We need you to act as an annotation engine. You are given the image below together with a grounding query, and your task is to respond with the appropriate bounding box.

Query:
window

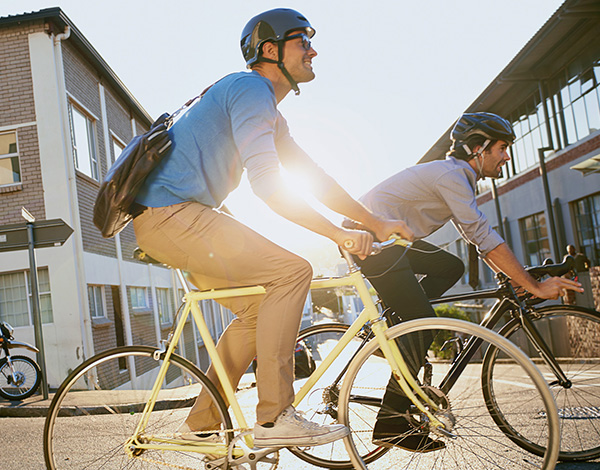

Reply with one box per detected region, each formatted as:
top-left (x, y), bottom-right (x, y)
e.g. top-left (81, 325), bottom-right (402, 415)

top-left (0, 268), bottom-right (53, 327)
top-left (572, 193), bottom-right (600, 266)
top-left (520, 212), bottom-right (551, 266)
top-left (502, 60), bottom-right (600, 183)
top-left (68, 103), bottom-right (99, 180)
top-left (129, 287), bottom-right (148, 309)
top-left (156, 288), bottom-right (173, 325)
top-left (0, 131), bottom-right (21, 186)
top-left (112, 137), bottom-right (125, 165)
top-left (88, 285), bottom-right (105, 319)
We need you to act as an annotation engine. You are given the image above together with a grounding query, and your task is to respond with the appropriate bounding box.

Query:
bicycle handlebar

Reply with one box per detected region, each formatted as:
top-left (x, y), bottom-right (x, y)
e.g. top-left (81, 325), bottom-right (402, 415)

top-left (342, 235), bottom-right (412, 255)
top-left (526, 255), bottom-right (576, 279)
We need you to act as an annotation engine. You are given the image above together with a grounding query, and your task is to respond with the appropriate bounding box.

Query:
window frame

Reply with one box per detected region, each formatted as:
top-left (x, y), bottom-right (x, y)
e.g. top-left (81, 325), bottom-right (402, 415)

top-left (111, 133), bottom-right (126, 165)
top-left (0, 130), bottom-right (22, 187)
top-left (156, 287), bottom-right (174, 325)
top-left (519, 212), bottom-right (552, 266)
top-left (0, 268), bottom-right (53, 327)
top-left (129, 286), bottom-right (149, 310)
top-left (571, 192), bottom-right (600, 266)
top-left (88, 285), bottom-right (106, 319)
top-left (68, 101), bottom-right (99, 181)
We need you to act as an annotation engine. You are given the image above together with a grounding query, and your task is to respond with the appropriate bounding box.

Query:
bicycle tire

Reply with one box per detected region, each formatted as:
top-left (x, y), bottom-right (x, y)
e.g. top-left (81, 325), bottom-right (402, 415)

top-left (338, 317), bottom-right (560, 470)
top-left (288, 323), bottom-right (390, 469)
top-left (483, 305), bottom-right (600, 461)
top-left (43, 345), bottom-right (232, 470)
top-left (0, 355), bottom-right (42, 400)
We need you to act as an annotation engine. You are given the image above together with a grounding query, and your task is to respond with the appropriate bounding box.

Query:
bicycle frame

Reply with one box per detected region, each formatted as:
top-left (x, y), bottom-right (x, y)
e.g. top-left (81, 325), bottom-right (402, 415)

top-left (125, 248), bottom-right (446, 460)
top-left (430, 283), bottom-right (572, 394)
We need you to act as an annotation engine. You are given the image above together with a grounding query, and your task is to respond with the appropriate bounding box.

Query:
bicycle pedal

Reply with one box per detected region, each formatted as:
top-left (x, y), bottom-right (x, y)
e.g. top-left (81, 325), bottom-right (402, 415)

top-left (204, 456), bottom-right (227, 470)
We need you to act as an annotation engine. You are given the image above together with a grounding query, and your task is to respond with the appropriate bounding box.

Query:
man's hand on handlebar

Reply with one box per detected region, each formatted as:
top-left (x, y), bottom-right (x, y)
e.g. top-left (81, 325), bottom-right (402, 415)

top-left (334, 229), bottom-right (374, 258)
top-left (373, 219), bottom-right (414, 245)
top-left (529, 276), bottom-right (583, 300)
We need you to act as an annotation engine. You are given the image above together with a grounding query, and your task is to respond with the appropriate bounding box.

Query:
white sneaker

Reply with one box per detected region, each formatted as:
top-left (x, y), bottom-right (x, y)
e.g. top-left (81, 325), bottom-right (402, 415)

top-left (253, 406), bottom-right (349, 447)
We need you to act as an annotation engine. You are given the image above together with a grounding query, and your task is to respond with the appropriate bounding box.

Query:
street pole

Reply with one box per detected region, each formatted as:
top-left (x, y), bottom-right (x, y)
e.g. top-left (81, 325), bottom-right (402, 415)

top-left (22, 208), bottom-right (49, 399)
top-left (538, 147), bottom-right (560, 261)
top-left (491, 179), bottom-right (505, 239)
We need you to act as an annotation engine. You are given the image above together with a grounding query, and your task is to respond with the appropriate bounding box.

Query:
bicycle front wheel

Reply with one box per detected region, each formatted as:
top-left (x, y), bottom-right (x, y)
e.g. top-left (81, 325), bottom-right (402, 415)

top-left (338, 317), bottom-right (560, 470)
top-left (0, 355), bottom-right (41, 400)
top-left (43, 345), bottom-right (232, 470)
top-left (483, 305), bottom-right (600, 461)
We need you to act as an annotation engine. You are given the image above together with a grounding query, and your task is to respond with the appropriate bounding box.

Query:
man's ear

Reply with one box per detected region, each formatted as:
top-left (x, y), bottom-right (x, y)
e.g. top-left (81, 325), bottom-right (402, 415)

top-left (471, 145), bottom-right (483, 157)
top-left (260, 41), bottom-right (279, 61)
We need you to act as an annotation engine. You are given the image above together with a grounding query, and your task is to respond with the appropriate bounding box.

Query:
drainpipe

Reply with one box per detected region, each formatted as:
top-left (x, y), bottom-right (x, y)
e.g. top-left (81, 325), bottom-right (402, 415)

top-left (99, 84), bottom-right (136, 383)
top-left (54, 25), bottom-right (70, 44)
top-left (490, 179), bottom-right (505, 240)
top-left (538, 146), bottom-right (560, 261)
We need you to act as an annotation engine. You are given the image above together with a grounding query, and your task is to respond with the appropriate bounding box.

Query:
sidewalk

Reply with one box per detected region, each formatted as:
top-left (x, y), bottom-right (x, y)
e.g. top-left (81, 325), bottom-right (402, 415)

top-left (0, 372), bottom-right (257, 419)
top-left (0, 393), bottom-right (53, 417)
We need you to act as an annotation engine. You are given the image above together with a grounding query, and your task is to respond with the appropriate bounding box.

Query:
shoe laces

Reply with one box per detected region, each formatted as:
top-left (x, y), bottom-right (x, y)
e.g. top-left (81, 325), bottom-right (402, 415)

top-left (285, 408), bottom-right (324, 430)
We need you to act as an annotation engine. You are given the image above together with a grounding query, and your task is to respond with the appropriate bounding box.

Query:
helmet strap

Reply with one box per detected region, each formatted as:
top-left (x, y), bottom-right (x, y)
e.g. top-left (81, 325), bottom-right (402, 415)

top-left (471, 139), bottom-right (490, 179)
top-left (276, 41), bottom-right (300, 95)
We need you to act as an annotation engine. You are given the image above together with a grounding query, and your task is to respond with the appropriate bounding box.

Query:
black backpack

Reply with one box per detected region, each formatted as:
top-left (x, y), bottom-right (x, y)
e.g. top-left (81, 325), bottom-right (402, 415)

top-left (92, 89), bottom-right (212, 239)
top-left (93, 113), bottom-right (173, 238)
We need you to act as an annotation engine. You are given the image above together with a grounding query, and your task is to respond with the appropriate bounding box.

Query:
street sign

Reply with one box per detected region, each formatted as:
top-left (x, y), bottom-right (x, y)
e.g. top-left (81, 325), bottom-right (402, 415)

top-left (0, 214), bottom-right (74, 400)
top-left (0, 219), bottom-right (73, 252)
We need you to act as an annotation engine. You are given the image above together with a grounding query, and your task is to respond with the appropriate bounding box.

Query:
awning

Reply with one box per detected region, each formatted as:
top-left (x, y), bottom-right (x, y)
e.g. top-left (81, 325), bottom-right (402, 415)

top-left (570, 153), bottom-right (600, 176)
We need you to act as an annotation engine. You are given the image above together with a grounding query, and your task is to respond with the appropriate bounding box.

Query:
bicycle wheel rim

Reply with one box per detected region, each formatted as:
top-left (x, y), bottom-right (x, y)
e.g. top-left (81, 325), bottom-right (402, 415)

top-left (288, 323), bottom-right (390, 469)
top-left (44, 346), bottom-right (232, 470)
top-left (0, 355), bottom-right (41, 400)
top-left (338, 317), bottom-right (560, 470)
top-left (485, 306), bottom-right (600, 461)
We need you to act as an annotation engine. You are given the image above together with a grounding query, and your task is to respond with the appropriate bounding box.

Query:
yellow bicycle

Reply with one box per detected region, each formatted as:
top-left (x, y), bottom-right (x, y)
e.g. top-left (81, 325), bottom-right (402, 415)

top-left (43, 239), bottom-right (560, 469)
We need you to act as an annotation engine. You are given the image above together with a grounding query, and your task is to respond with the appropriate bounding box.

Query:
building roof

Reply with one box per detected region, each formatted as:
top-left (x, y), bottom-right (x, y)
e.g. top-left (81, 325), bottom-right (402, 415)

top-left (0, 7), bottom-right (153, 127)
top-left (419, 0), bottom-right (600, 163)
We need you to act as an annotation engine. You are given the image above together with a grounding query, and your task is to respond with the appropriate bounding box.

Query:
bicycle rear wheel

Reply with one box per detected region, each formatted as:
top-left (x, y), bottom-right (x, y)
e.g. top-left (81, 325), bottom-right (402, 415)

top-left (0, 355), bottom-right (41, 400)
top-left (288, 323), bottom-right (389, 469)
top-left (43, 345), bottom-right (232, 469)
top-left (483, 305), bottom-right (600, 461)
top-left (338, 317), bottom-right (559, 470)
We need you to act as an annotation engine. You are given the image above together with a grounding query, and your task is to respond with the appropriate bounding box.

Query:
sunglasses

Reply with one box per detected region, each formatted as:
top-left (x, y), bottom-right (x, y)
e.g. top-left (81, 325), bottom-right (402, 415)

top-left (283, 33), bottom-right (313, 51)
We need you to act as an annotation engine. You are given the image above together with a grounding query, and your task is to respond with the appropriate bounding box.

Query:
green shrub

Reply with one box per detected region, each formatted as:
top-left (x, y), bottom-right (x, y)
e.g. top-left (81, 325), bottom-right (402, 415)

top-left (430, 304), bottom-right (471, 360)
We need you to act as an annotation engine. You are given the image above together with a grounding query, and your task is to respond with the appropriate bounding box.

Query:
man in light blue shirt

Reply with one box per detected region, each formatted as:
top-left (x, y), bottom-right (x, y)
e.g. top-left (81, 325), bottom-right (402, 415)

top-left (134, 8), bottom-right (413, 450)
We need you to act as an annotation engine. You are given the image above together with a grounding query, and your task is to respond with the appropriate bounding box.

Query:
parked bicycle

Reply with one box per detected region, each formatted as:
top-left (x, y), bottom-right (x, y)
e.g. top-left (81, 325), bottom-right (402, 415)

top-left (42, 239), bottom-right (560, 470)
top-left (0, 321), bottom-right (42, 401)
top-left (288, 254), bottom-right (600, 468)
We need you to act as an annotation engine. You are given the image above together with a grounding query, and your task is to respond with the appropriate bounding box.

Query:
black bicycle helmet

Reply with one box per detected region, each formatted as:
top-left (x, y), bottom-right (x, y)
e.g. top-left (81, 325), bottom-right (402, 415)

top-left (240, 8), bottom-right (315, 95)
top-left (451, 112), bottom-right (515, 145)
top-left (241, 8), bottom-right (315, 67)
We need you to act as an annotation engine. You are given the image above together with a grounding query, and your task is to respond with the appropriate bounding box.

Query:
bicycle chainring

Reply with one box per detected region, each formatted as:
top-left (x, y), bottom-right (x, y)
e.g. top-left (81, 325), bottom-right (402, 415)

top-left (222, 430), bottom-right (279, 470)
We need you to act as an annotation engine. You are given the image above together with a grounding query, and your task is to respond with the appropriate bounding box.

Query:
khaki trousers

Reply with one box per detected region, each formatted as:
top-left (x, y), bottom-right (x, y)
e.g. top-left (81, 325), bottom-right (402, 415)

top-left (133, 202), bottom-right (312, 427)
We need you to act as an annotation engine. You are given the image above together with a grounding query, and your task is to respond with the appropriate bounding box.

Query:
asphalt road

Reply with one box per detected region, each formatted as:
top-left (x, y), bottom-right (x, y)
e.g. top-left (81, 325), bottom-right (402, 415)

top-left (3, 336), bottom-right (600, 469)
top-left (2, 411), bottom-right (600, 469)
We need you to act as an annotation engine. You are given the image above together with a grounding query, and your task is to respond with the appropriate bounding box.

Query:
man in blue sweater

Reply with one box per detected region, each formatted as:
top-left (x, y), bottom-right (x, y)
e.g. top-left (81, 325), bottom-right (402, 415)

top-left (133, 8), bottom-right (413, 449)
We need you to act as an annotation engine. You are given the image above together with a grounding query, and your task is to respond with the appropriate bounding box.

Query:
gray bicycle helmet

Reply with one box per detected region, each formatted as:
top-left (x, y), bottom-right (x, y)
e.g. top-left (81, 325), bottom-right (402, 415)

top-left (240, 8), bottom-right (315, 94)
top-left (451, 112), bottom-right (515, 145)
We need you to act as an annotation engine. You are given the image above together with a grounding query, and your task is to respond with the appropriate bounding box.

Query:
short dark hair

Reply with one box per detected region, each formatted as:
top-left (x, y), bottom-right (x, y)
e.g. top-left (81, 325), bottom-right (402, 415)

top-left (447, 135), bottom-right (498, 161)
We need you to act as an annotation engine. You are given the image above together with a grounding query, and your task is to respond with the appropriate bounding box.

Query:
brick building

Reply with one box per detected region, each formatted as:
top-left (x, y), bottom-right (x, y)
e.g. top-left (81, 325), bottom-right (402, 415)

top-left (421, 0), bottom-right (600, 314)
top-left (0, 8), bottom-right (233, 388)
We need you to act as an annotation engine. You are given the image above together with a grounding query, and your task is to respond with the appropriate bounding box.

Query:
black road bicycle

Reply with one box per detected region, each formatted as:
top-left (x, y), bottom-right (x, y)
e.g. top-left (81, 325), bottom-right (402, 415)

top-left (288, 256), bottom-right (600, 468)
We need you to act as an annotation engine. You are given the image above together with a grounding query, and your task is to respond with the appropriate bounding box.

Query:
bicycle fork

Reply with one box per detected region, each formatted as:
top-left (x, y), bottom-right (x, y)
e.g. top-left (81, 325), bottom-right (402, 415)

top-left (518, 311), bottom-right (572, 388)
